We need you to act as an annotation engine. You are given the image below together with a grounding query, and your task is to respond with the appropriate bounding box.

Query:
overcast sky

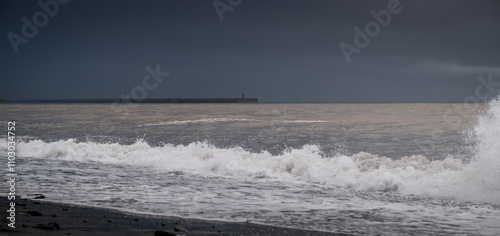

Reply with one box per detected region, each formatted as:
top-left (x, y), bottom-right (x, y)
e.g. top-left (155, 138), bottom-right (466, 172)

top-left (1, 0), bottom-right (499, 102)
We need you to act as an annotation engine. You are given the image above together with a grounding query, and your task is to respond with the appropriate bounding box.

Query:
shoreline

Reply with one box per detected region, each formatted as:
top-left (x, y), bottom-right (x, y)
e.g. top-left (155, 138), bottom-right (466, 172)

top-left (1, 196), bottom-right (351, 235)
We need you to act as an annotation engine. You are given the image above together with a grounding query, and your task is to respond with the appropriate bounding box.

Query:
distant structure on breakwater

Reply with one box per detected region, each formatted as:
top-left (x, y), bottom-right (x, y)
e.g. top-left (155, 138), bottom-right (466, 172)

top-left (2, 95), bottom-right (258, 104)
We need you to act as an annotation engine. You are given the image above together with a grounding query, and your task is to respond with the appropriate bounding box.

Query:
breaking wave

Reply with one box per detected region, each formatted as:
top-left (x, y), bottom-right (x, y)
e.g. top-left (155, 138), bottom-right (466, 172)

top-left (1, 143), bottom-right (497, 204)
top-left (2, 99), bottom-right (499, 204)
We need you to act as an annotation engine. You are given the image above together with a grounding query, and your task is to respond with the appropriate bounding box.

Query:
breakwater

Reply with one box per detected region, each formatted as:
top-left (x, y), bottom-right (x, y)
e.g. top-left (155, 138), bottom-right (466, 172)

top-left (2, 98), bottom-right (258, 104)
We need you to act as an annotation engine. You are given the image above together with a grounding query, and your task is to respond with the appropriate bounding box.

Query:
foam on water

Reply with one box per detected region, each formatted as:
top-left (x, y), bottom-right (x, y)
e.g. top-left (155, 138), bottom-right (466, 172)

top-left (2, 99), bottom-right (499, 205)
top-left (470, 98), bottom-right (500, 195)
top-left (140, 118), bottom-right (331, 127)
top-left (2, 143), bottom-right (496, 204)
top-left (141, 118), bottom-right (259, 126)
top-left (278, 120), bottom-right (332, 123)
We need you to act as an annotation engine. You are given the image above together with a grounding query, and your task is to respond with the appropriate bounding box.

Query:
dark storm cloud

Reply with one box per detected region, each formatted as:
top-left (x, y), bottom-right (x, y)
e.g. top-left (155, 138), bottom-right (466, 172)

top-left (0, 0), bottom-right (499, 102)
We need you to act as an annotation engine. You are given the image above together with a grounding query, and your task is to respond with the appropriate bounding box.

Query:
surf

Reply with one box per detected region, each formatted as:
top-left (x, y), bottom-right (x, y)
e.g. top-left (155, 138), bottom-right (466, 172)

top-left (2, 99), bottom-right (499, 204)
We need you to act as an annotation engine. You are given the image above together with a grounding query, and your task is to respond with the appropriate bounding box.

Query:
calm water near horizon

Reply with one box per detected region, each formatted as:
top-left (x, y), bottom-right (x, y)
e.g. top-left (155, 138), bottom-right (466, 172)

top-left (1, 102), bottom-right (499, 235)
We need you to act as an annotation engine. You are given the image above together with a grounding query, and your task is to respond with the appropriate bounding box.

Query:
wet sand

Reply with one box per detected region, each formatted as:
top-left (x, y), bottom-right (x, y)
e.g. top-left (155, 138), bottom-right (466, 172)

top-left (1, 197), bottom-right (350, 235)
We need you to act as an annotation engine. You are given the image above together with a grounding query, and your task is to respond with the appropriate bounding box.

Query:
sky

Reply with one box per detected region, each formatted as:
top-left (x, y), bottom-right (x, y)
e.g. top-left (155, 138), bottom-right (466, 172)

top-left (1, 0), bottom-right (499, 103)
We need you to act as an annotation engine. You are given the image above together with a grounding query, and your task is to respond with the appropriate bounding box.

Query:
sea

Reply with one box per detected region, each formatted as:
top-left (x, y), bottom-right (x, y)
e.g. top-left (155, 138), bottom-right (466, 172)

top-left (1, 100), bottom-right (499, 235)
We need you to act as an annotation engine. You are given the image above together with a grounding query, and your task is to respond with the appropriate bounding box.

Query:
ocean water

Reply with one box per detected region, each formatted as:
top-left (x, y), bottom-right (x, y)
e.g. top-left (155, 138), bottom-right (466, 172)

top-left (1, 101), bottom-right (499, 235)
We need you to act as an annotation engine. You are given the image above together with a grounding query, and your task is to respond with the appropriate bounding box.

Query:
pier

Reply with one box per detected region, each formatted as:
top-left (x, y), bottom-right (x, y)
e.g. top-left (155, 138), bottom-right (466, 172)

top-left (1, 98), bottom-right (258, 104)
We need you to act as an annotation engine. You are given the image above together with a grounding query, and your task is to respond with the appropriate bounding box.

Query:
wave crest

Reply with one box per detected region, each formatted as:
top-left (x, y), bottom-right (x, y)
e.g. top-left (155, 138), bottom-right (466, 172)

top-left (2, 137), bottom-right (497, 204)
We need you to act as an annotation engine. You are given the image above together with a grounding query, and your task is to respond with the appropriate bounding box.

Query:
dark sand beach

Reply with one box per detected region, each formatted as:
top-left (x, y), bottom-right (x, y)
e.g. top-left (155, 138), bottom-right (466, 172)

top-left (1, 197), bottom-right (350, 236)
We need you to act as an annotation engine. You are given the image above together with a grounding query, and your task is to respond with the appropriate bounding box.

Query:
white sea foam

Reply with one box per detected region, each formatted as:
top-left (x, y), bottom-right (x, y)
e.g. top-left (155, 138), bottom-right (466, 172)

top-left (140, 118), bottom-right (331, 127)
top-left (2, 100), bottom-right (499, 204)
top-left (141, 118), bottom-right (259, 126)
top-left (2, 139), bottom-right (497, 204)
top-left (469, 98), bottom-right (500, 195)
top-left (279, 120), bottom-right (332, 123)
